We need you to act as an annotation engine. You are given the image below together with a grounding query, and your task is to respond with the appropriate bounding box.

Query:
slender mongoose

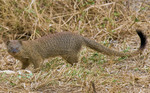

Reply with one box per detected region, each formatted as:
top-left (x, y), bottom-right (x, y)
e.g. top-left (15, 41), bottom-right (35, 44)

top-left (5, 29), bottom-right (147, 70)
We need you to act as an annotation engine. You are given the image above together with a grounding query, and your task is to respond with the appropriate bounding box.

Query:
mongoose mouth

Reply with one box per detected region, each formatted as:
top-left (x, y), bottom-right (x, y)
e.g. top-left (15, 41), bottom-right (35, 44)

top-left (8, 50), bottom-right (19, 55)
top-left (12, 51), bottom-right (17, 54)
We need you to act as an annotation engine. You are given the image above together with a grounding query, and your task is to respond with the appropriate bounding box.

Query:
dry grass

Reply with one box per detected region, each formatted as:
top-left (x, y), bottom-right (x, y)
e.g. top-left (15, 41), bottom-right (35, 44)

top-left (0, 0), bottom-right (150, 92)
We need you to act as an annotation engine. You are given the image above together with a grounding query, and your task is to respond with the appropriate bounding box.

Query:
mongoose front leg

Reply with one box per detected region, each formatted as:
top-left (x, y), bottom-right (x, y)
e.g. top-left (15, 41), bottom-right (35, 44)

top-left (31, 58), bottom-right (43, 72)
top-left (33, 61), bottom-right (40, 69)
top-left (62, 54), bottom-right (78, 65)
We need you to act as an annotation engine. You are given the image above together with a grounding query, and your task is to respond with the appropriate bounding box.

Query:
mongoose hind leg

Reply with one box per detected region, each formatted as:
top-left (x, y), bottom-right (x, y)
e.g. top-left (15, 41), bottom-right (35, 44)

top-left (62, 54), bottom-right (78, 65)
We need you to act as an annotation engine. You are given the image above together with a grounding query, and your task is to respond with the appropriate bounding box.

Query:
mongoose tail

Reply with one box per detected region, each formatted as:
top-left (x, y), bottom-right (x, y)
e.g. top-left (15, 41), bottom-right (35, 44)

top-left (83, 29), bottom-right (147, 57)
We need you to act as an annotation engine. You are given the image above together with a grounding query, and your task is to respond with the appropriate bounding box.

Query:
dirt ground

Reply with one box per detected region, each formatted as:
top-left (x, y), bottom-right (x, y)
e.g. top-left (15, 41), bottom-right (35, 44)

top-left (0, 0), bottom-right (150, 93)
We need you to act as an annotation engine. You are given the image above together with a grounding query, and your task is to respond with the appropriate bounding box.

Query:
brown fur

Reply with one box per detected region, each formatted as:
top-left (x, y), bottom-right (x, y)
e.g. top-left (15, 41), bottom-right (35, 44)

top-left (5, 30), bottom-right (146, 70)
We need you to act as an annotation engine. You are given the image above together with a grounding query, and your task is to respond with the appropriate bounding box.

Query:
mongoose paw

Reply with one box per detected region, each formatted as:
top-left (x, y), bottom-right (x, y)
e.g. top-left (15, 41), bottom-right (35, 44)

top-left (33, 68), bottom-right (41, 73)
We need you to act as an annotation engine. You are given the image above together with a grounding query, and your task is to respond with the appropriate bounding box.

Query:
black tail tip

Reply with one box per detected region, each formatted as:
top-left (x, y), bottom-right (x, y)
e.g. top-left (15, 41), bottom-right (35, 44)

top-left (136, 29), bottom-right (147, 49)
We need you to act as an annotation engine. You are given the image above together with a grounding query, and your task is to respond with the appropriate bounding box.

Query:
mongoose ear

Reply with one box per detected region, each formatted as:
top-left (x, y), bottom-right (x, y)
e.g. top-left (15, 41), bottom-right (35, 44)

top-left (2, 35), bottom-right (9, 45)
top-left (3, 38), bottom-right (10, 45)
top-left (5, 40), bottom-right (10, 45)
top-left (19, 40), bottom-right (23, 45)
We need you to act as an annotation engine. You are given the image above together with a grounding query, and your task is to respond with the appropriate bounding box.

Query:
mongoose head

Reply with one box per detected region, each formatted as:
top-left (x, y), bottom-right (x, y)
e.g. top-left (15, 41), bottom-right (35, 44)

top-left (5, 40), bottom-right (22, 55)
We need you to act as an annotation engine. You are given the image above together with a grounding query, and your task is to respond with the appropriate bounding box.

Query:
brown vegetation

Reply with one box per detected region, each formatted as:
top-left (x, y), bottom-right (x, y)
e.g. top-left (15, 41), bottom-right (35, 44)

top-left (0, 0), bottom-right (150, 92)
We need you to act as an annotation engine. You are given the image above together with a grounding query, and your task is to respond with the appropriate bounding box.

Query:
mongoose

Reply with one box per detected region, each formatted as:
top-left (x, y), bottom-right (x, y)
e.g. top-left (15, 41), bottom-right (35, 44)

top-left (5, 30), bottom-right (146, 70)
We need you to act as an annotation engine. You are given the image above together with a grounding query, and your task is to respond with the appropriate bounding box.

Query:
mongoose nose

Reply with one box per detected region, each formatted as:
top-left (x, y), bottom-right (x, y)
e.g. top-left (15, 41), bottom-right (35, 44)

top-left (12, 49), bottom-right (19, 53)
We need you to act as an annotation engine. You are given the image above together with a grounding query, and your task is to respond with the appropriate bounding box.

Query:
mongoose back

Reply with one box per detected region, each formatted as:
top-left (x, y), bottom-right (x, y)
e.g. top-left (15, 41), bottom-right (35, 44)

top-left (5, 30), bottom-right (146, 69)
